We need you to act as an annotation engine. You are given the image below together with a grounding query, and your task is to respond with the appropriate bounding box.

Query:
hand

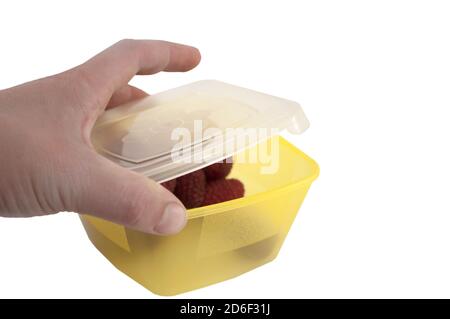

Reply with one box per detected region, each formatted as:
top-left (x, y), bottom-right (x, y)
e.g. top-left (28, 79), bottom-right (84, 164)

top-left (0, 39), bottom-right (201, 235)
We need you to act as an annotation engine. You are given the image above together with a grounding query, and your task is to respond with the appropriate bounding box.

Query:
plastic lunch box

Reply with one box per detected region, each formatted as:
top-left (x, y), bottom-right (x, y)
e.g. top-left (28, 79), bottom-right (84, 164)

top-left (80, 80), bottom-right (319, 295)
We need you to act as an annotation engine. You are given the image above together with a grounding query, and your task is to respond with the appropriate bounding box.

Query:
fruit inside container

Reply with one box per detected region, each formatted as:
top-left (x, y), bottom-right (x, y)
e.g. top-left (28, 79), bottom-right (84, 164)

top-left (162, 157), bottom-right (244, 209)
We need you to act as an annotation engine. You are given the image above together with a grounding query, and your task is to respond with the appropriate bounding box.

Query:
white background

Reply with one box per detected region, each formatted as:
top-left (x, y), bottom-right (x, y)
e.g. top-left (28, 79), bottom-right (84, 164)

top-left (1, 0), bottom-right (450, 298)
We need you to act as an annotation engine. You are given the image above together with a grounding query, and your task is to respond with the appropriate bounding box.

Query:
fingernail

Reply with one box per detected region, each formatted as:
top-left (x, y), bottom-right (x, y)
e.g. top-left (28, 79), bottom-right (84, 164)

top-left (153, 203), bottom-right (187, 235)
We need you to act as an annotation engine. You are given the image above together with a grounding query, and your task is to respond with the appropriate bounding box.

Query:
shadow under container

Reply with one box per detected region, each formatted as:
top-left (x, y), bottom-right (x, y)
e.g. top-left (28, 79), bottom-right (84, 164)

top-left (80, 137), bottom-right (319, 295)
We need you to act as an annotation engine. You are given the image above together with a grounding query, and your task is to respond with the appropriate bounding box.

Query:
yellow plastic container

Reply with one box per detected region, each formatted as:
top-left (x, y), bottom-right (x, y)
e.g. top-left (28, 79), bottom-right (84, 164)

top-left (80, 137), bottom-right (319, 295)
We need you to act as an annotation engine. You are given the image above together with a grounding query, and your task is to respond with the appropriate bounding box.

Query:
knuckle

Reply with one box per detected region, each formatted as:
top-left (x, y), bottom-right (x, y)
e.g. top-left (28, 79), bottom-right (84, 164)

top-left (67, 66), bottom-right (109, 111)
top-left (117, 38), bottom-right (139, 50)
top-left (120, 176), bottom-right (153, 227)
top-left (67, 68), bottom-right (99, 101)
top-left (117, 39), bottom-right (162, 57)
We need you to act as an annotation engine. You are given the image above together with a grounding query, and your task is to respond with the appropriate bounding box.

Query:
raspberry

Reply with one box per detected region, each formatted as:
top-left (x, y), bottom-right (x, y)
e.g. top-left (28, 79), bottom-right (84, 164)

top-left (174, 170), bottom-right (206, 208)
top-left (203, 158), bottom-right (233, 180)
top-left (202, 178), bottom-right (245, 206)
top-left (161, 179), bottom-right (177, 193)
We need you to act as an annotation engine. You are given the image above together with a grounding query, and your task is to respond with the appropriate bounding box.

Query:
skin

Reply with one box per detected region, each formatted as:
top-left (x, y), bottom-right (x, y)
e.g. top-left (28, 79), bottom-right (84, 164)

top-left (0, 39), bottom-right (201, 235)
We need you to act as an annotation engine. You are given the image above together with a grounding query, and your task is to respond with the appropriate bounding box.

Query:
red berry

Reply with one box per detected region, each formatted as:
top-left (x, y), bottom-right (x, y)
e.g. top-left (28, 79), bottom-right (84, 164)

top-left (202, 178), bottom-right (245, 206)
top-left (203, 158), bottom-right (233, 180)
top-left (174, 170), bottom-right (206, 208)
top-left (161, 179), bottom-right (177, 193)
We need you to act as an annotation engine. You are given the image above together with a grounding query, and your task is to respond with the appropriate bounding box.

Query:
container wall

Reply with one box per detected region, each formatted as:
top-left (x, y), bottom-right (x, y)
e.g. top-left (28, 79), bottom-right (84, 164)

top-left (80, 137), bottom-right (319, 295)
top-left (81, 181), bottom-right (311, 295)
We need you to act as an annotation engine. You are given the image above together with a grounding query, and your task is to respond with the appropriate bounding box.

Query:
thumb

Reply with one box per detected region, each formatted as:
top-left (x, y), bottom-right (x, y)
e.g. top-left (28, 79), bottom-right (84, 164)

top-left (74, 155), bottom-right (187, 235)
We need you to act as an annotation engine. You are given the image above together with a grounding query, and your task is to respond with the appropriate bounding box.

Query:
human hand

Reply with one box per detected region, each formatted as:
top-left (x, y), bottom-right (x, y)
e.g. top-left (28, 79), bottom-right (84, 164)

top-left (0, 39), bottom-right (201, 235)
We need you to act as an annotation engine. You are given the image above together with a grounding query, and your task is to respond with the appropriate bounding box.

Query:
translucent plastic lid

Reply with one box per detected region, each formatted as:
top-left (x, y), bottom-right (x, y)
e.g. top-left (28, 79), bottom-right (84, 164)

top-left (92, 80), bottom-right (309, 182)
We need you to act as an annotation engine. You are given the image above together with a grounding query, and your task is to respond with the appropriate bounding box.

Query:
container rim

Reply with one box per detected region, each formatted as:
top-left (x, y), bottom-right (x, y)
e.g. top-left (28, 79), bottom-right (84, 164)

top-left (186, 137), bottom-right (319, 219)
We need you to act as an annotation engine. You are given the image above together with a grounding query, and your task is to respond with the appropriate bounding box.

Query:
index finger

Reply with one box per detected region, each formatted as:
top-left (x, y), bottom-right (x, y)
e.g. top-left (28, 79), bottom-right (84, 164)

top-left (78, 39), bottom-right (201, 96)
